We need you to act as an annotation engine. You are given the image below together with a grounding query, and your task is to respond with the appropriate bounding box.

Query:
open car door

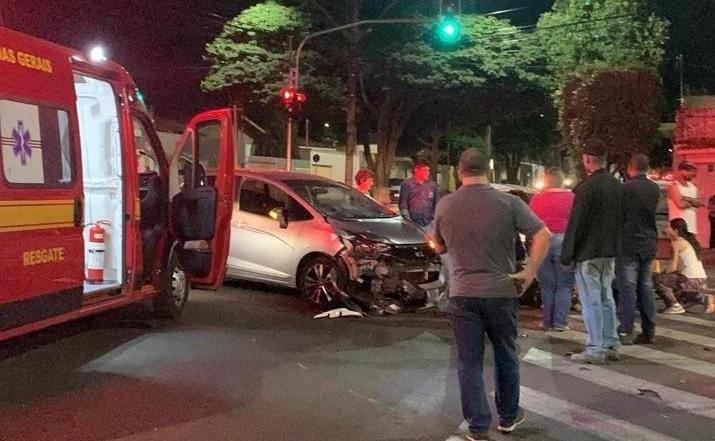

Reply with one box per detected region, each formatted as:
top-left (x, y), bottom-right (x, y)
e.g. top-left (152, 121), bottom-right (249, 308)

top-left (170, 108), bottom-right (236, 289)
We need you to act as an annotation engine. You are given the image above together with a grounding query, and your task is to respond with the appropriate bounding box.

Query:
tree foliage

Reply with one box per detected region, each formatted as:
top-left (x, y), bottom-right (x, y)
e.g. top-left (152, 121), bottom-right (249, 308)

top-left (538, 0), bottom-right (668, 165)
top-left (203, 2), bottom-right (306, 102)
top-left (538, 0), bottom-right (669, 86)
top-left (358, 13), bottom-right (543, 197)
top-left (561, 67), bottom-right (660, 168)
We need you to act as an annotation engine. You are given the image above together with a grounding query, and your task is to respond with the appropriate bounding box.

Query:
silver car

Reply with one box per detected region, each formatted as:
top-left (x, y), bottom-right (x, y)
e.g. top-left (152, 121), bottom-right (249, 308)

top-left (226, 169), bottom-right (442, 311)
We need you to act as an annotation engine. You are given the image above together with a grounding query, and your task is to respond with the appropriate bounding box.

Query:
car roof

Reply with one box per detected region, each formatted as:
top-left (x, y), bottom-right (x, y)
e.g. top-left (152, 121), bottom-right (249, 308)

top-left (491, 183), bottom-right (535, 194)
top-left (235, 168), bottom-right (336, 183)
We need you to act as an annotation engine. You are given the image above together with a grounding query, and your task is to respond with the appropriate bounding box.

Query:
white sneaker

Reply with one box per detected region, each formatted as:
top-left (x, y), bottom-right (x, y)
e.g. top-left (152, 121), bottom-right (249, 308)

top-left (662, 303), bottom-right (686, 314)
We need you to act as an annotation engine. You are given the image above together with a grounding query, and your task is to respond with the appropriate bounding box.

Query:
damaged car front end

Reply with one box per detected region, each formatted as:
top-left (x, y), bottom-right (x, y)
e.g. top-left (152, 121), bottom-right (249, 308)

top-left (333, 223), bottom-right (442, 314)
top-left (228, 171), bottom-right (444, 315)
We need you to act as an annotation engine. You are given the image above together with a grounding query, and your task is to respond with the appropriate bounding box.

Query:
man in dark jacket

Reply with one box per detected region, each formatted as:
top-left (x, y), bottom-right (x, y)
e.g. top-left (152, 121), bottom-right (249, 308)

top-left (561, 139), bottom-right (623, 364)
top-left (616, 154), bottom-right (660, 345)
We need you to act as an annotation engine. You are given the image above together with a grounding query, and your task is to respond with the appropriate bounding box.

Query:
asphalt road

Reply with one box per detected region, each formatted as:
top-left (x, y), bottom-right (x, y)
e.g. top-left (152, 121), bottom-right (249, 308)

top-left (1, 281), bottom-right (714, 441)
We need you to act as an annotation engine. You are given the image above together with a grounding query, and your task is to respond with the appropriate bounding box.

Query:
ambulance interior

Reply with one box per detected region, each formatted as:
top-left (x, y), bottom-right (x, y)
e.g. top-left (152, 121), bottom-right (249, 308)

top-left (74, 73), bottom-right (124, 295)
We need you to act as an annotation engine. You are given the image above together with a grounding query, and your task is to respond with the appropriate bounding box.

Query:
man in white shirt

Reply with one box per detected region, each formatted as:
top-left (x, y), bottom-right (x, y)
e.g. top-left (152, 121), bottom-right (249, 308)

top-left (668, 161), bottom-right (703, 234)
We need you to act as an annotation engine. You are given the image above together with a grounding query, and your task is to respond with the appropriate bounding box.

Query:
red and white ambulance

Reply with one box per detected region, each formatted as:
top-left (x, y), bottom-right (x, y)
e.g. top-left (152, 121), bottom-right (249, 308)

top-left (0, 27), bottom-right (237, 341)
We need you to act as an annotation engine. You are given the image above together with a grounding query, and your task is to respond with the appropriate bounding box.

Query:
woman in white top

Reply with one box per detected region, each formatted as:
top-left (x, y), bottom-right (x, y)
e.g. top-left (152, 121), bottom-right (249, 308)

top-left (654, 218), bottom-right (707, 314)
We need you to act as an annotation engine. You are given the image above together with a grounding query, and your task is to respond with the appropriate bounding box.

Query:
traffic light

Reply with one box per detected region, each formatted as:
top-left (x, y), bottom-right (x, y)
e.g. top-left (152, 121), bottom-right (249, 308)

top-left (436, 13), bottom-right (462, 45)
top-left (279, 86), bottom-right (307, 114)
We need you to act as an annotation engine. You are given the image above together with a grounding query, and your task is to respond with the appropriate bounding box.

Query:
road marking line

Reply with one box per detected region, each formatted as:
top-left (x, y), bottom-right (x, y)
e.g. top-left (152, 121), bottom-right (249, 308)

top-left (547, 330), bottom-right (715, 378)
top-left (520, 386), bottom-right (684, 441)
top-left (522, 310), bottom-right (715, 349)
top-left (524, 348), bottom-right (715, 420)
top-left (656, 314), bottom-right (715, 329)
top-left (562, 313), bottom-right (715, 349)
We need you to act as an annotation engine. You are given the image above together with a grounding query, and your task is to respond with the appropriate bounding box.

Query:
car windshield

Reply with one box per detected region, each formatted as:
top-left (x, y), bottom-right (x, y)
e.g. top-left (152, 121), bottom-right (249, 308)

top-left (285, 180), bottom-right (397, 219)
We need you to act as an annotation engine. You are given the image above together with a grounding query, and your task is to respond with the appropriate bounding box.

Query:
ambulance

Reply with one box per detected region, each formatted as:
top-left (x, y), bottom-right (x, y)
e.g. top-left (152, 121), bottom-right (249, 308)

top-left (0, 27), bottom-right (237, 341)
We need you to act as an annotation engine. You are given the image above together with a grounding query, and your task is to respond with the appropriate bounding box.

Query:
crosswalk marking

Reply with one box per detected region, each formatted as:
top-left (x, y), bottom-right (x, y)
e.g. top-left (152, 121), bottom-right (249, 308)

top-left (561, 313), bottom-right (715, 349)
top-left (651, 326), bottom-right (715, 349)
top-left (546, 329), bottom-right (715, 378)
top-left (523, 348), bottom-right (715, 420)
top-left (519, 386), bottom-right (683, 441)
top-left (640, 313), bottom-right (715, 330)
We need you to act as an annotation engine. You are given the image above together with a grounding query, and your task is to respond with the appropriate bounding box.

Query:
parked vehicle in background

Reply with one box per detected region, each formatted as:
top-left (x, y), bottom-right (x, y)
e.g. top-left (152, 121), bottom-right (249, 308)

top-left (224, 170), bottom-right (442, 313)
top-left (389, 178), bottom-right (404, 205)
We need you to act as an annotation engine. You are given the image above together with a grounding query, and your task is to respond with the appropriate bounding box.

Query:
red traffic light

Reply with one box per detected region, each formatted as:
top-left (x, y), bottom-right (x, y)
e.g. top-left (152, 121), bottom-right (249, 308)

top-left (280, 87), bottom-right (296, 103)
top-left (279, 87), bottom-right (307, 112)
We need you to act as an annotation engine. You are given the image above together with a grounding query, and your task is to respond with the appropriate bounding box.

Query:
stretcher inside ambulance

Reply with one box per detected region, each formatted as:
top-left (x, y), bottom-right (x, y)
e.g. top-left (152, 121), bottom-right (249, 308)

top-left (0, 27), bottom-right (236, 341)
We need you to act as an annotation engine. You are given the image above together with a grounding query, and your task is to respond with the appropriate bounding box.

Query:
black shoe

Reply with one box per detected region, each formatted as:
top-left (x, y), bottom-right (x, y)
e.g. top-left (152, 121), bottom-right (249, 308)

top-left (633, 334), bottom-right (655, 345)
top-left (498, 408), bottom-right (526, 433)
top-left (618, 332), bottom-right (634, 345)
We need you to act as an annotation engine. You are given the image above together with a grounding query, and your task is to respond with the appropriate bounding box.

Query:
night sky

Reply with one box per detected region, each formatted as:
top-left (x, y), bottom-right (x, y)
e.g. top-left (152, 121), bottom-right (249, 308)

top-left (3, 0), bottom-right (713, 123)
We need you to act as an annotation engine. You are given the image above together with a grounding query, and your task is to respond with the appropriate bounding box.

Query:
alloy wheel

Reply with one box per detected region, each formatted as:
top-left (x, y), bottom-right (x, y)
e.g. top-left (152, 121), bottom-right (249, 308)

top-left (303, 261), bottom-right (338, 305)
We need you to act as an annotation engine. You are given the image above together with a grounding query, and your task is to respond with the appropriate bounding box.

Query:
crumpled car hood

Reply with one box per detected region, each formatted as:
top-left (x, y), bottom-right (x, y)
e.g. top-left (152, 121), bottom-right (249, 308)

top-left (329, 216), bottom-right (429, 245)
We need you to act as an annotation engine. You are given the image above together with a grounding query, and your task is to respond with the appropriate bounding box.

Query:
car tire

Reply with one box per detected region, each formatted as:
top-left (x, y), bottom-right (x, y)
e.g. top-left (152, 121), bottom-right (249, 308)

top-left (153, 247), bottom-right (189, 319)
top-left (298, 255), bottom-right (346, 308)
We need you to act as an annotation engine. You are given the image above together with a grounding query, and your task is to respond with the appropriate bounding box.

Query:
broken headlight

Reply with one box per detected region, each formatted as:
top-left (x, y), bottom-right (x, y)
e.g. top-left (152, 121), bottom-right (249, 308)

top-left (340, 234), bottom-right (392, 256)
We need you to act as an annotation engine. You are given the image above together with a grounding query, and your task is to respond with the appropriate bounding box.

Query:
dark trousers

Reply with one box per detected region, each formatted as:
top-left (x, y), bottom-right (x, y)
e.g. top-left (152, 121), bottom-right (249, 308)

top-left (449, 296), bottom-right (520, 433)
top-left (615, 255), bottom-right (656, 338)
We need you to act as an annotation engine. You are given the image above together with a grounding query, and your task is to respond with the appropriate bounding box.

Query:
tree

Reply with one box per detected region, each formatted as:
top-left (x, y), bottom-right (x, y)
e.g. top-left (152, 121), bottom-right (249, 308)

top-left (560, 67), bottom-right (660, 169)
top-left (537, 0), bottom-right (668, 87)
top-left (203, 2), bottom-right (309, 103)
top-left (537, 0), bottom-right (668, 166)
top-left (359, 13), bottom-right (541, 200)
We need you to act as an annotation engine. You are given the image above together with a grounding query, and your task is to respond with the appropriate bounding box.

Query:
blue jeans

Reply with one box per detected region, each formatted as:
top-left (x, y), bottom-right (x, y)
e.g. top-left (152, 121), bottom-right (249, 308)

top-left (616, 255), bottom-right (656, 338)
top-left (449, 297), bottom-right (520, 433)
top-left (575, 259), bottom-right (620, 356)
top-left (536, 234), bottom-right (575, 328)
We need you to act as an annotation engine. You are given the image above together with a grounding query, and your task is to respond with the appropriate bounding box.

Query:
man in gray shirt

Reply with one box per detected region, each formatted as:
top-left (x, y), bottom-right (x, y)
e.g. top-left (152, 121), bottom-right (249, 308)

top-left (434, 148), bottom-right (551, 441)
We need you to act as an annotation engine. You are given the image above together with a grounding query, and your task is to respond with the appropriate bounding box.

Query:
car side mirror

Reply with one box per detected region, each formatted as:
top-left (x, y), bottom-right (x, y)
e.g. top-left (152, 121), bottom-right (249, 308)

top-left (270, 207), bottom-right (289, 229)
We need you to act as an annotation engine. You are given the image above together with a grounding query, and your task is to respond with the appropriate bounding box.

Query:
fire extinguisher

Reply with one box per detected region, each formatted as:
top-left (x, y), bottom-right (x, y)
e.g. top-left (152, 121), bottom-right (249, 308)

top-left (86, 220), bottom-right (110, 284)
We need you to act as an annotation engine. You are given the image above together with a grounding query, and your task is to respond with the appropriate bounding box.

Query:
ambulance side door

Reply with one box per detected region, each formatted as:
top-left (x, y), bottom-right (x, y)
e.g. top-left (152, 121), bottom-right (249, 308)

top-left (0, 99), bottom-right (84, 331)
top-left (170, 109), bottom-right (235, 289)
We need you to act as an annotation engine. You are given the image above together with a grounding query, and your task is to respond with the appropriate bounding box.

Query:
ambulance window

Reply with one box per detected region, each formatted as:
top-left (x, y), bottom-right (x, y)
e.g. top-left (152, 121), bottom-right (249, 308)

top-left (197, 121), bottom-right (221, 171)
top-left (0, 99), bottom-right (74, 186)
top-left (133, 116), bottom-right (160, 173)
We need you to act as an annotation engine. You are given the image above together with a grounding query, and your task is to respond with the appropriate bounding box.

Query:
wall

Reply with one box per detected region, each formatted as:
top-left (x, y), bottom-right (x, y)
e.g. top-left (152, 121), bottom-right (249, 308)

top-left (674, 149), bottom-right (715, 247)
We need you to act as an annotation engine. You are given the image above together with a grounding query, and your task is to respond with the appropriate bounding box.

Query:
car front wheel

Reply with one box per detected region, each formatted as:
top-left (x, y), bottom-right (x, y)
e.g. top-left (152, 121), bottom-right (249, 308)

top-left (298, 255), bottom-right (345, 308)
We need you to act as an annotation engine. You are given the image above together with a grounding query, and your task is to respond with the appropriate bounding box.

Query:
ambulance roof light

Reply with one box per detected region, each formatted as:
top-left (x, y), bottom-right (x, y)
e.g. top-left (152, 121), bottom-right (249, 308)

top-left (89, 45), bottom-right (108, 63)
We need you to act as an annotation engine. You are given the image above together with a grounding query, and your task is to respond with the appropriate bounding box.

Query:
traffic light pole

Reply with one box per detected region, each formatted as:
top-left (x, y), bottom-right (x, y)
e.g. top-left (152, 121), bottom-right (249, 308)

top-left (293, 18), bottom-right (430, 87)
top-left (286, 116), bottom-right (293, 171)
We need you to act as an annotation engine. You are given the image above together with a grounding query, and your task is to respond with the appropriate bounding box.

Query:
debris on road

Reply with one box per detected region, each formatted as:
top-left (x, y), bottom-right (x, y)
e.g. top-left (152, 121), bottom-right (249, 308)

top-left (313, 308), bottom-right (364, 319)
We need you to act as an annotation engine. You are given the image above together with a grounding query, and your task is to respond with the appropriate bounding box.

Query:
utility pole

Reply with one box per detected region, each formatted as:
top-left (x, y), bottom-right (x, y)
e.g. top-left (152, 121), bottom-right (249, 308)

top-left (676, 54), bottom-right (685, 107)
top-left (485, 124), bottom-right (493, 181)
top-left (305, 118), bottom-right (310, 148)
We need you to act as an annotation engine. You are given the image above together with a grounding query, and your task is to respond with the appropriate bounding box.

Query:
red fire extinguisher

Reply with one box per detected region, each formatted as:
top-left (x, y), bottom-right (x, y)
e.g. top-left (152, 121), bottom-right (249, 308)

top-left (86, 220), bottom-right (110, 284)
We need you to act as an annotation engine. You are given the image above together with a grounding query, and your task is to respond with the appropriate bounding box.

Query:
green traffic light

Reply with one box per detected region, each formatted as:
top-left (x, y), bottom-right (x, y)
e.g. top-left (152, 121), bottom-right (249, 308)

top-left (437, 15), bottom-right (461, 45)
